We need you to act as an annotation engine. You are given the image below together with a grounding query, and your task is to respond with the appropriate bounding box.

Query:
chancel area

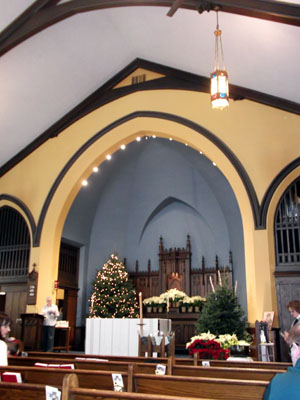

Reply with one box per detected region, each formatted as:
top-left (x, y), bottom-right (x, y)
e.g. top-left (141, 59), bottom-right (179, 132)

top-left (0, 1), bottom-right (300, 398)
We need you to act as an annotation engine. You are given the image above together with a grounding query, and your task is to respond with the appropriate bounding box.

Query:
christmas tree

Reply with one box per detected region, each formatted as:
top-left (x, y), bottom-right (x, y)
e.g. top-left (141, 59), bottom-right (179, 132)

top-left (195, 283), bottom-right (248, 339)
top-left (89, 253), bottom-right (139, 318)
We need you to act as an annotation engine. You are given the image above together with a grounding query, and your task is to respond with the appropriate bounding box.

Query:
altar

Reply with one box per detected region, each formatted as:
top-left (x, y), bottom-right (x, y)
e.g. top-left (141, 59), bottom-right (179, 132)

top-left (85, 318), bottom-right (171, 356)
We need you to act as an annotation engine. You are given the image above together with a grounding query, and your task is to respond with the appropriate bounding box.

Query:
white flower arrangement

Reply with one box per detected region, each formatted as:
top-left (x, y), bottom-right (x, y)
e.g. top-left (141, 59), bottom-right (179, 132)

top-left (187, 332), bottom-right (251, 349)
top-left (190, 296), bottom-right (206, 306)
top-left (236, 340), bottom-right (250, 346)
top-left (160, 288), bottom-right (186, 302)
top-left (186, 331), bottom-right (216, 348)
top-left (143, 296), bottom-right (165, 306)
top-left (215, 333), bottom-right (239, 349)
top-left (143, 290), bottom-right (207, 308)
top-left (181, 296), bottom-right (194, 306)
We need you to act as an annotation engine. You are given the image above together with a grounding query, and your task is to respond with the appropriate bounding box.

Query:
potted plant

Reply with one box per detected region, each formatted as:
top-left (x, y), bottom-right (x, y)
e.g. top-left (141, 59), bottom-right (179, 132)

top-left (186, 332), bottom-right (251, 360)
top-left (143, 297), bottom-right (155, 313)
top-left (156, 297), bottom-right (166, 313)
top-left (215, 334), bottom-right (251, 357)
top-left (191, 296), bottom-right (206, 313)
top-left (150, 296), bottom-right (162, 312)
top-left (180, 296), bottom-right (190, 312)
top-left (160, 289), bottom-right (186, 307)
top-left (186, 332), bottom-right (230, 360)
top-left (180, 296), bottom-right (194, 312)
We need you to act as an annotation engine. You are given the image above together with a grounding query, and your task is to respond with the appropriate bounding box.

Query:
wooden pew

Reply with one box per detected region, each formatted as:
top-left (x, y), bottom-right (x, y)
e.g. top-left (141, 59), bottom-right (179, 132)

top-left (0, 382), bottom-right (46, 400)
top-left (0, 365), bottom-right (131, 391)
top-left (9, 356), bottom-right (160, 374)
top-left (27, 351), bottom-right (291, 370)
top-left (172, 364), bottom-right (282, 381)
top-left (191, 358), bottom-right (291, 370)
top-left (28, 351), bottom-right (167, 364)
top-left (133, 373), bottom-right (268, 400)
top-left (62, 373), bottom-right (208, 400)
top-left (9, 355), bottom-right (285, 381)
top-left (0, 364), bottom-right (269, 399)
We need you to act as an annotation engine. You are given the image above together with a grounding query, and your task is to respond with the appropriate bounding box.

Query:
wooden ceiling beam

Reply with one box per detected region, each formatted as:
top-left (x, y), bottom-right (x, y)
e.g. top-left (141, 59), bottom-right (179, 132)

top-left (0, 0), bottom-right (299, 57)
top-left (196, 0), bottom-right (300, 26)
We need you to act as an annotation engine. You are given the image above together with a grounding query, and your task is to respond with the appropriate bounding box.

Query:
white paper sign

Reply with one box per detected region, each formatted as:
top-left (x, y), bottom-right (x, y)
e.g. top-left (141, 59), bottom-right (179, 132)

top-left (45, 386), bottom-right (61, 400)
top-left (155, 364), bottom-right (166, 375)
top-left (202, 361), bottom-right (210, 367)
top-left (112, 374), bottom-right (124, 392)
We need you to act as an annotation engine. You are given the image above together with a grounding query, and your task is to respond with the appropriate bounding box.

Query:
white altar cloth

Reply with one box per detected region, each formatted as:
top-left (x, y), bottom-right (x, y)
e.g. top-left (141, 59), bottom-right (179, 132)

top-left (85, 318), bottom-right (171, 356)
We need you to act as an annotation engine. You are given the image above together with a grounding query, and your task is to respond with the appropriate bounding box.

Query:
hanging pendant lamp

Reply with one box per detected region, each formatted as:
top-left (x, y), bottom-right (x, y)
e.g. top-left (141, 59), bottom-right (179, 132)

top-left (211, 12), bottom-right (229, 110)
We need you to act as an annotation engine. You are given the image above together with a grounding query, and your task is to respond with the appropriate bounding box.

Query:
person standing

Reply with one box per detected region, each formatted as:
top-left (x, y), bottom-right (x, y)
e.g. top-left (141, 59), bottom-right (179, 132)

top-left (0, 313), bottom-right (11, 365)
top-left (41, 296), bottom-right (59, 352)
top-left (284, 300), bottom-right (300, 343)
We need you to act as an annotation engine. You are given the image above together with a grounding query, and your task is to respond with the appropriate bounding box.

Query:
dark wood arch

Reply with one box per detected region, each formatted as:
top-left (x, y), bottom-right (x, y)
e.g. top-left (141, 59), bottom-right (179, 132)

top-left (0, 0), bottom-right (299, 60)
top-left (33, 109), bottom-right (259, 246)
top-left (1, 57), bottom-right (299, 178)
top-left (0, 194), bottom-right (36, 242)
top-left (259, 157), bottom-right (300, 228)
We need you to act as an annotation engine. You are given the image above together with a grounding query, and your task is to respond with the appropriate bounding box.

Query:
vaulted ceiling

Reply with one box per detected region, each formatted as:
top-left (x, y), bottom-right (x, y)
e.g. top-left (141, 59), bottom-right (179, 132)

top-left (0, 0), bottom-right (299, 175)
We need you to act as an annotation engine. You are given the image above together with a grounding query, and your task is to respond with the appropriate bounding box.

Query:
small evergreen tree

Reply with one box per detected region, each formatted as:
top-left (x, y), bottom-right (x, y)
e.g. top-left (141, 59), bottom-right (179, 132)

top-left (89, 253), bottom-right (139, 318)
top-left (196, 284), bottom-right (248, 339)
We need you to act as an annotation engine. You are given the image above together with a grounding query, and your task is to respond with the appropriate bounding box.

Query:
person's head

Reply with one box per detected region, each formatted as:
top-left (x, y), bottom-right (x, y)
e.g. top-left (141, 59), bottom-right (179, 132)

top-left (289, 324), bottom-right (300, 345)
top-left (46, 296), bottom-right (52, 306)
top-left (0, 313), bottom-right (11, 340)
top-left (287, 300), bottom-right (300, 318)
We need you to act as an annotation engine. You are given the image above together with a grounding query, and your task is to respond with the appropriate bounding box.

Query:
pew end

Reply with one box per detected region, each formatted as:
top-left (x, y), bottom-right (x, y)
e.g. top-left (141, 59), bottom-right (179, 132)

top-left (62, 373), bottom-right (79, 400)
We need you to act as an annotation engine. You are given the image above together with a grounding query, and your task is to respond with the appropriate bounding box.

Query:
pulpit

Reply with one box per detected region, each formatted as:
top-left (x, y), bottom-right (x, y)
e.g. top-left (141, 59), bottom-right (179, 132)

top-left (21, 313), bottom-right (44, 351)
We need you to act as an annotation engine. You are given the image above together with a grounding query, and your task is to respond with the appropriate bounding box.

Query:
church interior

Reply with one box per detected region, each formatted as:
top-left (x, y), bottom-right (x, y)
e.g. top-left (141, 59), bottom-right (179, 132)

top-left (0, 0), bottom-right (299, 370)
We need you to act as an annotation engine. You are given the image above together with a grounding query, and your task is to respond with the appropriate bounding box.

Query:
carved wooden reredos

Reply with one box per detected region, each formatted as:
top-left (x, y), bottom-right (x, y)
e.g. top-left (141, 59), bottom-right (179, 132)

top-left (128, 235), bottom-right (233, 300)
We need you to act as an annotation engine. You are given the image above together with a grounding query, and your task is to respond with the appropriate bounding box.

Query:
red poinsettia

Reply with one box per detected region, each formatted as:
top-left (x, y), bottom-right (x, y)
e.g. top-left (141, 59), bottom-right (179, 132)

top-left (187, 339), bottom-right (230, 360)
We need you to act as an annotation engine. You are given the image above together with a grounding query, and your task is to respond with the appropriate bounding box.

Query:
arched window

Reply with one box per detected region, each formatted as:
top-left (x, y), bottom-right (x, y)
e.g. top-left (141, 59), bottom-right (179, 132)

top-left (275, 178), bottom-right (300, 266)
top-left (0, 206), bottom-right (30, 279)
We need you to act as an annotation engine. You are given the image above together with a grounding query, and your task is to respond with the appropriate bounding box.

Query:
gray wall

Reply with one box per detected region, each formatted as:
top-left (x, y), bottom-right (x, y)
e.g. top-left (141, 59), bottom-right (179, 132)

top-left (62, 138), bottom-right (246, 324)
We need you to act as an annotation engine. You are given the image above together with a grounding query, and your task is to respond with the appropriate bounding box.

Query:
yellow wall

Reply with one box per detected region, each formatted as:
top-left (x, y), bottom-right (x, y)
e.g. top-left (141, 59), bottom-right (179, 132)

top-left (0, 89), bottom-right (299, 323)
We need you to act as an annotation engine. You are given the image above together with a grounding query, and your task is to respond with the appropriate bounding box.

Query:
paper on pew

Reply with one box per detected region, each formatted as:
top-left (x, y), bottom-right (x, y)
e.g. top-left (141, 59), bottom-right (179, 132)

top-left (1, 372), bottom-right (22, 383)
top-left (46, 385), bottom-right (61, 400)
top-left (60, 364), bottom-right (75, 369)
top-left (34, 362), bottom-right (75, 369)
top-left (75, 357), bottom-right (108, 362)
top-left (34, 362), bottom-right (48, 367)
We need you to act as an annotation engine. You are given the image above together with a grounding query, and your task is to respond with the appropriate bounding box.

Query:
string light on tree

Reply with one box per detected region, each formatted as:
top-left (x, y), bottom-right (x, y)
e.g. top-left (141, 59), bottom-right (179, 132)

top-left (89, 253), bottom-right (139, 318)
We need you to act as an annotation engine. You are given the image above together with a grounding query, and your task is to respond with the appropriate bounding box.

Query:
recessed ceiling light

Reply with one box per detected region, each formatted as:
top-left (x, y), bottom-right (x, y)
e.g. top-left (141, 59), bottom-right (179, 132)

top-left (82, 180), bottom-right (88, 186)
top-left (152, 135), bottom-right (156, 138)
top-left (199, 151), bottom-right (203, 154)
top-left (213, 162), bottom-right (217, 166)
top-left (93, 166), bottom-right (99, 173)
top-left (136, 137), bottom-right (141, 142)
top-left (106, 154), bottom-right (112, 160)
top-left (169, 138), bottom-right (173, 141)
top-left (120, 144), bottom-right (126, 150)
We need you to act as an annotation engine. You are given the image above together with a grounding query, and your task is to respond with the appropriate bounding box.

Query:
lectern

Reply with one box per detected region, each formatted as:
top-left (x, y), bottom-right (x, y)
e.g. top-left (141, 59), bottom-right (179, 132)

top-left (21, 313), bottom-right (44, 351)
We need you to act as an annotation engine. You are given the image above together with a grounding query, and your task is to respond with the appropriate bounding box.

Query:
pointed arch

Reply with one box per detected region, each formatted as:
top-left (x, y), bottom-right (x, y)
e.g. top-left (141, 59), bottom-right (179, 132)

top-left (0, 194), bottom-right (36, 244)
top-left (259, 157), bottom-right (300, 228)
top-left (139, 196), bottom-right (201, 243)
top-left (34, 111), bottom-right (259, 246)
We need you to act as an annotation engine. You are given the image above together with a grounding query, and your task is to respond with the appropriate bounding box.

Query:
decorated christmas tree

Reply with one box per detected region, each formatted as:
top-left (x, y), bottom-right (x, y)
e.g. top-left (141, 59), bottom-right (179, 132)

top-left (195, 283), bottom-right (248, 339)
top-left (89, 253), bottom-right (139, 318)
